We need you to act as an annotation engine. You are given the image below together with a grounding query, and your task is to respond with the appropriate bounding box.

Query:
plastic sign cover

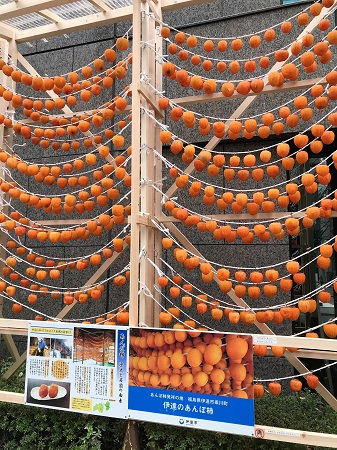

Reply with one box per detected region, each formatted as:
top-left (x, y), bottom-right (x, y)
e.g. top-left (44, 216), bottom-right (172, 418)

top-left (25, 321), bottom-right (129, 418)
top-left (128, 327), bottom-right (255, 436)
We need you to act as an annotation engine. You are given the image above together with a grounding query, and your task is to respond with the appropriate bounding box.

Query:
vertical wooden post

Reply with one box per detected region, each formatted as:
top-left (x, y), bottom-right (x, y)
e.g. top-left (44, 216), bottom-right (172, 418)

top-left (0, 37), bottom-right (10, 324)
top-left (129, 0), bottom-right (162, 328)
top-left (0, 35), bottom-right (21, 361)
top-left (122, 420), bottom-right (140, 450)
top-left (129, 0), bottom-right (142, 327)
top-left (153, 2), bottom-right (163, 328)
top-left (139, 0), bottom-right (155, 327)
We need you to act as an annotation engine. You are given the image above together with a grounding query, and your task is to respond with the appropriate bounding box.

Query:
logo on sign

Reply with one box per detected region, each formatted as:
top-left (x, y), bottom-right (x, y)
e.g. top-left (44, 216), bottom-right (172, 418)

top-left (255, 428), bottom-right (265, 439)
top-left (179, 419), bottom-right (184, 425)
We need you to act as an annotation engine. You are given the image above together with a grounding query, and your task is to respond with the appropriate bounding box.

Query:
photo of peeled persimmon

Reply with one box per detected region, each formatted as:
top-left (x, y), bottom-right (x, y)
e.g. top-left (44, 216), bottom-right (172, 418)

top-left (38, 384), bottom-right (49, 398)
top-left (26, 379), bottom-right (71, 409)
top-left (48, 384), bottom-right (59, 398)
top-left (31, 383), bottom-right (66, 401)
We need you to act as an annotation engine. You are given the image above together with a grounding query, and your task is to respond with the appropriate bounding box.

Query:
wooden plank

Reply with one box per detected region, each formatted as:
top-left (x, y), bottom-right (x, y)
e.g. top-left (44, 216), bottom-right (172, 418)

top-left (143, 0), bottom-right (162, 21)
top-left (0, 318), bottom-right (337, 351)
top-left (0, 37), bottom-right (22, 373)
top-left (0, 390), bottom-right (24, 404)
top-left (138, 84), bottom-right (164, 118)
top-left (12, 0), bottom-right (215, 42)
top-left (161, 0), bottom-right (214, 11)
top-left (153, 3), bottom-right (164, 328)
top-left (2, 351), bottom-right (27, 379)
top-left (0, 318), bottom-right (28, 335)
top-left (86, 0), bottom-right (113, 12)
top-left (38, 9), bottom-right (63, 23)
top-left (267, 349), bottom-right (337, 360)
top-left (0, 38), bottom-right (10, 330)
top-left (139, 1), bottom-right (156, 327)
top-left (2, 335), bottom-right (21, 360)
top-left (254, 426), bottom-right (337, 448)
top-left (0, 24), bottom-right (16, 40)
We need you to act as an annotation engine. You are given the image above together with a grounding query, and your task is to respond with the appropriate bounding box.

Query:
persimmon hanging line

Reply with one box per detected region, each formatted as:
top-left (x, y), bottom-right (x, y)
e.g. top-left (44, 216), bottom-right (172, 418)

top-left (256, 361), bottom-right (337, 383)
top-left (148, 4), bottom-right (314, 41)
top-left (153, 148), bottom-right (334, 193)
top-left (3, 288), bottom-right (130, 323)
top-left (1, 25), bottom-right (133, 80)
top-left (153, 219), bottom-right (337, 272)
top-left (155, 256), bottom-right (337, 310)
top-left (0, 260), bottom-right (131, 295)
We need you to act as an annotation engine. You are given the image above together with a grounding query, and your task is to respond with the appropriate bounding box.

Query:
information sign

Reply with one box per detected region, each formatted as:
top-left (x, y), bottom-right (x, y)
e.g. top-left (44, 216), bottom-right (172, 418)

top-left (24, 321), bottom-right (129, 418)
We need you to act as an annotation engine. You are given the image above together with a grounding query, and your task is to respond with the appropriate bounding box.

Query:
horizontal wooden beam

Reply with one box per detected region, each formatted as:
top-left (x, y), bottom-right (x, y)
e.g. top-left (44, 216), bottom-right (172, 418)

top-left (14, 6), bottom-right (133, 42)
top-left (161, 0), bottom-right (214, 12)
top-left (12, 0), bottom-right (214, 42)
top-left (0, 318), bottom-right (29, 335)
top-left (254, 425), bottom-right (337, 448)
top-left (0, 0), bottom-right (78, 21)
top-left (0, 390), bottom-right (24, 404)
top-left (1, 318), bottom-right (337, 351)
top-left (266, 349), bottom-right (337, 361)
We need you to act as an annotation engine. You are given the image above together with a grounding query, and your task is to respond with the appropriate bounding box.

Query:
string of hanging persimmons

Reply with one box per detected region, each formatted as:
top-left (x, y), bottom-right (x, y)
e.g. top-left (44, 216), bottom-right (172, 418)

top-left (0, 33), bottom-right (134, 325)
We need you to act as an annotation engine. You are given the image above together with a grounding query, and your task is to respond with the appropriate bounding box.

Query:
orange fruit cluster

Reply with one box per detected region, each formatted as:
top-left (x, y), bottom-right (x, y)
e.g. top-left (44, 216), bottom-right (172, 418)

top-left (129, 329), bottom-right (253, 399)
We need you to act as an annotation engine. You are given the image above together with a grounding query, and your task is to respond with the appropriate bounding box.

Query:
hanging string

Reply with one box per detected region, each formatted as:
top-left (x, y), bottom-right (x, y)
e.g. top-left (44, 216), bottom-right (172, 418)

top-left (152, 29), bottom-right (337, 85)
top-left (156, 255), bottom-right (337, 309)
top-left (0, 260), bottom-right (131, 295)
top-left (1, 223), bottom-right (131, 267)
top-left (144, 98), bottom-right (337, 157)
top-left (151, 179), bottom-right (337, 229)
top-left (139, 281), bottom-right (215, 330)
top-left (157, 73), bottom-right (334, 124)
top-left (148, 3), bottom-right (314, 41)
top-left (4, 287), bottom-right (130, 323)
top-left (1, 25), bottom-right (134, 80)
top-left (256, 360), bottom-right (337, 383)
top-left (152, 146), bottom-right (335, 195)
top-left (160, 22), bottom-right (337, 65)
top-left (153, 217), bottom-right (337, 272)
top-left (0, 151), bottom-right (132, 201)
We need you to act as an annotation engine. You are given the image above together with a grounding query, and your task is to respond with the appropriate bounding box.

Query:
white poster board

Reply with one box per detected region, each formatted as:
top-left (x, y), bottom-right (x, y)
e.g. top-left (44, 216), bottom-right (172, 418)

top-left (25, 321), bottom-right (129, 418)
